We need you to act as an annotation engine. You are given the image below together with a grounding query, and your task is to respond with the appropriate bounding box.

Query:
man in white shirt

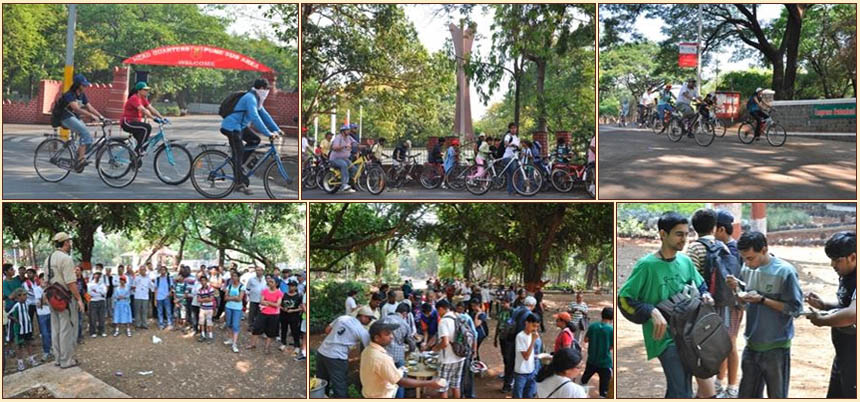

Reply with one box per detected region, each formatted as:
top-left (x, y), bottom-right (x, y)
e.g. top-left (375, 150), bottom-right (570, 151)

top-left (380, 291), bottom-right (399, 317)
top-left (433, 299), bottom-right (465, 398)
top-left (317, 306), bottom-right (374, 397)
top-left (345, 289), bottom-right (359, 315)
top-left (677, 78), bottom-right (701, 135)
top-left (132, 266), bottom-right (153, 329)
top-left (245, 266), bottom-right (266, 332)
top-left (502, 122), bottom-right (521, 196)
top-left (87, 271), bottom-right (108, 337)
top-left (514, 313), bottom-right (541, 398)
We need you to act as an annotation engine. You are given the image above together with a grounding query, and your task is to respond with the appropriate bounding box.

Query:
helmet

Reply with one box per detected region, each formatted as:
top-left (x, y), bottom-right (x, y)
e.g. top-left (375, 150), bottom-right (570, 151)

top-left (687, 77), bottom-right (696, 83)
top-left (339, 124), bottom-right (350, 132)
top-left (451, 139), bottom-right (460, 146)
top-left (404, 140), bottom-right (412, 148)
top-left (470, 360), bottom-right (488, 374)
top-left (349, 123), bottom-right (358, 129)
top-left (755, 87), bottom-right (763, 93)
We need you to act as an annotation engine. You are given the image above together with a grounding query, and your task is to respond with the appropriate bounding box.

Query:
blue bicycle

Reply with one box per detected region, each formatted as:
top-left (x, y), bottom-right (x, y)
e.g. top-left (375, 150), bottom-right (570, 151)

top-left (189, 135), bottom-right (294, 199)
top-left (121, 119), bottom-right (192, 185)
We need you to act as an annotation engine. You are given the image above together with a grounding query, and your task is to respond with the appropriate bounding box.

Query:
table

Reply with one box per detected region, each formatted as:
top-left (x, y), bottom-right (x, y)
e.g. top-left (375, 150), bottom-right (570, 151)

top-left (406, 365), bottom-right (437, 398)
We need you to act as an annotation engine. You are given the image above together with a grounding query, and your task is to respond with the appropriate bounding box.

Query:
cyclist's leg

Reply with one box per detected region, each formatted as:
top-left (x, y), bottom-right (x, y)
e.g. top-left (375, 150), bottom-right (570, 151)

top-left (121, 120), bottom-right (151, 154)
top-left (330, 158), bottom-right (350, 189)
top-left (240, 127), bottom-right (261, 165)
top-left (220, 128), bottom-right (246, 185)
top-left (751, 111), bottom-right (766, 137)
top-left (61, 116), bottom-right (92, 163)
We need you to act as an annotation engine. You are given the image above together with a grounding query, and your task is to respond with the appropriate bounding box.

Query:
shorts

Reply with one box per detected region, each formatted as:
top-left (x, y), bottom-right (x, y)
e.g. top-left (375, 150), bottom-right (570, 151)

top-left (225, 308), bottom-right (242, 334)
top-left (252, 313), bottom-right (279, 338)
top-left (175, 303), bottom-right (187, 320)
top-left (198, 309), bottom-right (214, 327)
top-left (438, 359), bottom-right (465, 392)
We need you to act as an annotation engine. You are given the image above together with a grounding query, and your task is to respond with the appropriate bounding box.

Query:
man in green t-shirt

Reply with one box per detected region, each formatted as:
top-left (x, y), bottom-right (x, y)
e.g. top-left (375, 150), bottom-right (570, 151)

top-left (3, 263), bottom-right (23, 311)
top-left (581, 306), bottom-right (614, 397)
top-left (618, 211), bottom-right (712, 398)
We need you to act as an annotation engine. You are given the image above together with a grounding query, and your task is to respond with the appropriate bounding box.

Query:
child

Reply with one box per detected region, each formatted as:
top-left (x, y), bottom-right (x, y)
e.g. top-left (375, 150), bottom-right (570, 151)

top-left (113, 276), bottom-right (133, 337)
top-left (32, 280), bottom-right (52, 361)
top-left (173, 271), bottom-right (187, 330)
top-left (196, 276), bottom-right (215, 341)
top-left (469, 135), bottom-right (491, 181)
top-left (6, 288), bottom-right (35, 371)
top-left (554, 137), bottom-right (571, 164)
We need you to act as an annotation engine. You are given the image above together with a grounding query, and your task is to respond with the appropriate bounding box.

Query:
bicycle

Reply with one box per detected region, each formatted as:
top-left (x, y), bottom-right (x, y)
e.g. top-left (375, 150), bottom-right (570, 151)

top-left (385, 154), bottom-right (420, 188)
top-left (302, 153), bottom-right (326, 190)
top-left (464, 150), bottom-right (542, 196)
top-left (737, 109), bottom-right (786, 146)
top-left (666, 102), bottom-right (715, 147)
top-left (420, 161), bottom-right (445, 190)
top-left (34, 119), bottom-right (138, 188)
top-left (122, 119), bottom-right (192, 185)
top-left (320, 148), bottom-right (385, 195)
top-left (190, 135), bottom-right (294, 199)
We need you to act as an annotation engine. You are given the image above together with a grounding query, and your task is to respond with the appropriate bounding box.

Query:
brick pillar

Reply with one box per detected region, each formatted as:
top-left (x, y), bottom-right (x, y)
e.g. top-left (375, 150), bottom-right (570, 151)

top-left (533, 131), bottom-right (548, 158)
top-left (555, 131), bottom-right (571, 147)
top-left (105, 66), bottom-right (130, 120)
top-left (751, 203), bottom-right (767, 235)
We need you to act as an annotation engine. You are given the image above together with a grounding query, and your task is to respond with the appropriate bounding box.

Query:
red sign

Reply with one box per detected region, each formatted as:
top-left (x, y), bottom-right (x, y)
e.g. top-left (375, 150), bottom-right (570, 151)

top-left (678, 42), bottom-right (698, 68)
top-left (713, 91), bottom-right (741, 120)
top-left (123, 45), bottom-right (273, 72)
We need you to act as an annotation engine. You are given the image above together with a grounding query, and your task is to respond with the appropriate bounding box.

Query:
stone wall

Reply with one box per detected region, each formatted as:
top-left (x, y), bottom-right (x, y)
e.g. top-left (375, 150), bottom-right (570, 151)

top-left (767, 98), bottom-right (856, 133)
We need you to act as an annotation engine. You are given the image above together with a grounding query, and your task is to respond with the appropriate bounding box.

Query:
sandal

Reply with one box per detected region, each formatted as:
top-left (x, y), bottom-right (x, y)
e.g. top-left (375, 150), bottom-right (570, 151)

top-left (60, 359), bottom-right (79, 369)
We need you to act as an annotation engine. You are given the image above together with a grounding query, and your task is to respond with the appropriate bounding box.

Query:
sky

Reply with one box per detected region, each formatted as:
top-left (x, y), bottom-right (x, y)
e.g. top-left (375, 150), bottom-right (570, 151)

top-left (200, 4), bottom-right (295, 47)
top-left (605, 4), bottom-right (783, 79)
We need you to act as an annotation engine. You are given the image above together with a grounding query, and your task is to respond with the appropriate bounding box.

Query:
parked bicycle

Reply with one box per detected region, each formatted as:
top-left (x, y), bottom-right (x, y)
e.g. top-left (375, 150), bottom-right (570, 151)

top-left (190, 135), bottom-right (294, 199)
top-left (464, 150), bottom-right (542, 196)
top-left (34, 119), bottom-right (138, 188)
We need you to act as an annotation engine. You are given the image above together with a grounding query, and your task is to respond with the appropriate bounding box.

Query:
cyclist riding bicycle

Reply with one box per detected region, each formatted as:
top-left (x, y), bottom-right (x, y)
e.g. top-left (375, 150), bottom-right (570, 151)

top-left (121, 81), bottom-right (168, 159)
top-left (53, 73), bottom-right (107, 172)
top-left (747, 87), bottom-right (770, 141)
top-left (220, 78), bottom-right (283, 195)
top-left (696, 92), bottom-right (717, 123)
top-left (330, 125), bottom-right (358, 192)
top-left (443, 138), bottom-right (459, 175)
top-left (677, 78), bottom-right (701, 137)
top-left (656, 84), bottom-right (676, 128)
top-left (392, 139), bottom-right (411, 168)
top-left (370, 137), bottom-right (386, 166)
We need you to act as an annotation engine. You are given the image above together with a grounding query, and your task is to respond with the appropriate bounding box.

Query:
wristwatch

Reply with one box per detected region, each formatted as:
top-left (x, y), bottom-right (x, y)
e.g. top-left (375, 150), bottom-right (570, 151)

top-left (757, 295), bottom-right (766, 304)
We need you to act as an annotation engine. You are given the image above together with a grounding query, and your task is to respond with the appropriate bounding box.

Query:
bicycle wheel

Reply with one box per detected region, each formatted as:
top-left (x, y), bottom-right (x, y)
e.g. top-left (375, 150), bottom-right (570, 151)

top-left (513, 165), bottom-right (542, 196)
top-left (96, 141), bottom-right (137, 188)
top-left (714, 119), bottom-right (727, 137)
top-left (263, 159), bottom-right (294, 199)
top-left (667, 118), bottom-right (684, 142)
top-left (585, 164), bottom-right (596, 198)
top-left (464, 164), bottom-right (492, 195)
top-left (315, 166), bottom-right (327, 190)
top-left (321, 170), bottom-right (341, 194)
top-left (153, 143), bottom-right (192, 185)
top-left (693, 121), bottom-right (715, 147)
top-left (445, 165), bottom-right (467, 191)
top-left (651, 118), bottom-right (664, 135)
top-left (33, 138), bottom-right (72, 182)
top-left (540, 170), bottom-right (552, 192)
top-left (551, 168), bottom-right (574, 193)
top-left (737, 122), bottom-right (756, 144)
top-left (766, 123), bottom-right (787, 147)
top-left (388, 166), bottom-right (405, 188)
top-left (419, 165), bottom-right (442, 189)
top-left (190, 150), bottom-right (235, 199)
top-left (302, 163), bottom-right (317, 190)
top-left (365, 166), bottom-right (387, 195)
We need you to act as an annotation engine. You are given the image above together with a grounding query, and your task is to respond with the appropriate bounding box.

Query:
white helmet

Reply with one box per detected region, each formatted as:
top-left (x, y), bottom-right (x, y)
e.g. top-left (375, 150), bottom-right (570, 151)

top-left (755, 87), bottom-right (763, 93)
top-left (404, 140), bottom-right (412, 148)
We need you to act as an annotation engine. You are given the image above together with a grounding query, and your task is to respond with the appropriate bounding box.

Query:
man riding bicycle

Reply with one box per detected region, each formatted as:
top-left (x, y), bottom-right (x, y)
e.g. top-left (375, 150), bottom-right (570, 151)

top-left (220, 78), bottom-right (283, 195)
top-left (55, 74), bottom-right (107, 172)
top-left (330, 125), bottom-right (358, 193)
top-left (121, 81), bottom-right (168, 160)
top-left (747, 88), bottom-right (770, 141)
top-left (677, 78), bottom-right (701, 137)
top-left (392, 139), bottom-right (412, 168)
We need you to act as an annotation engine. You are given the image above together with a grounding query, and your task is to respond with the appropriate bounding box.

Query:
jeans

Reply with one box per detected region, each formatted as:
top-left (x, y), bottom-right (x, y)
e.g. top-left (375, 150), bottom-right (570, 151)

top-left (512, 371), bottom-right (536, 398)
top-left (657, 343), bottom-right (693, 398)
top-left (316, 351), bottom-right (349, 397)
top-left (501, 338), bottom-right (515, 389)
top-left (738, 347), bottom-right (790, 398)
top-left (61, 116), bottom-right (94, 145)
top-left (37, 314), bottom-right (51, 354)
top-left (77, 309), bottom-right (83, 341)
top-left (186, 298), bottom-right (196, 329)
top-left (88, 300), bottom-right (106, 335)
top-left (461, 354), bottom-right (475, 398)
top-left (220, 127), bottom-right (261, 187)
top-left (330, 158), bottom-right (352, 188)
top-left (657, 104), bottom-right (670, 122)
top-left (503, 157), bottom-right (518, 194)
top-left (225, 308), bottom-right (242, 334)
top-left (156, 298), bottom-right (173, 328)
top-left (581, 362), bottom-right (612, 397)
top-left (751, 110), bottom-right (769, 136)
top-left (394, 361), bottom-right (406, 398)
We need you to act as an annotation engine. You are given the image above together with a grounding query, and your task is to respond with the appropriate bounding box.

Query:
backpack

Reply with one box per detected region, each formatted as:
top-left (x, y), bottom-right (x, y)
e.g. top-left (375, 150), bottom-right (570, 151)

top-left (50, 93), bottom-right (72, 128)
top-left (156, 275), bottom-right (174, 291)
top-left (218, 90), bottom-right (259, 118)
top-left (442, 315), bottom-right (474, 358)
top-left (657, 285), bottom-right (731, 378)
top-left (697, 238), bottom-right (739, 307)
top-left (44, 254), bottom-right (72, 312)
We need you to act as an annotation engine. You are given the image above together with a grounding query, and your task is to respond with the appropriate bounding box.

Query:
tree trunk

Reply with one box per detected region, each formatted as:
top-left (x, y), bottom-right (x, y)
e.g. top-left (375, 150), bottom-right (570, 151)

top-left (780, 5), bottom-right (806, 100)
top-left (176, 233), bottom-right (187, 267)
top-left (218, 248), bottom-right (225, 267)
top-left (513, 57), bottom-right (522, 127)
top-left (28, 238), bottom-right (37, 269)
top-left (77, 222), bottom-right (97, 270)
top-left (535, 58), bottom-right (548, 131)
top-left (585, 263), bottom-right (598, 289)
top-left (176, 87), bottom-right (190, 110)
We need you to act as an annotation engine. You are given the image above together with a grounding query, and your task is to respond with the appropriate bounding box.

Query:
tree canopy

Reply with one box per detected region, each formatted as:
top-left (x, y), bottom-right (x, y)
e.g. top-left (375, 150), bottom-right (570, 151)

top-left (2, 4), bottom-right (298, 107)
top-left (310, 203), bottom-right (612, 290)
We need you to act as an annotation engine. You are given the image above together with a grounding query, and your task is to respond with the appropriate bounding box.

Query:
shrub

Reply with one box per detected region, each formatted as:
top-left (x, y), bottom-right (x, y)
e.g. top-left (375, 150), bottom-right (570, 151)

top-left (164, 105), bottom-right (181, 116)
top-left (309, 279), bottom-right (369, 334)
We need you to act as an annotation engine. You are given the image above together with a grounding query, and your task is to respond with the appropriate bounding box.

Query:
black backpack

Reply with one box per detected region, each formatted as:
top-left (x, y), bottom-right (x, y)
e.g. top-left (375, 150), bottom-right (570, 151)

top-left (50, 93), bottom-right (72, 128)
top-left (218, 90), bottom-right (259, 118)
top-left (697, 238), bottom-right (739, 307)
top-left (657, 285), bottom-right (731, 378)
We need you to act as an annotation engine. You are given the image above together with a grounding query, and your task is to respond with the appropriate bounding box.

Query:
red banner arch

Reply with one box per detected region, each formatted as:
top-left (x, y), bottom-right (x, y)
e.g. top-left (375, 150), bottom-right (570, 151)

top-left (123, 45), bottom-right (273, 72)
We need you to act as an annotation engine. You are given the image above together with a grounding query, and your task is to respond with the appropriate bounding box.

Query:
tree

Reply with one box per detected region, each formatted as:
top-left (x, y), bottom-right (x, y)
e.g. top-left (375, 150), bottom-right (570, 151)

top-left (1, 4), bottom-right (64, 98)
top-left (789, 4), bottom-right (856, 98)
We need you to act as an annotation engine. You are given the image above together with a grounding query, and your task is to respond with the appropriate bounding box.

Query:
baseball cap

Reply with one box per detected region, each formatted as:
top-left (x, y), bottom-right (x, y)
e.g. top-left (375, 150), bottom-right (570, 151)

top-left (369, 320), bottom-right (400, 337)
top-left (53, 232), bottom-right (73, 242)
top-left (550, 347), bottom-right (582, 371)
top-left (554, 312), bottom-right (572, 322)
top-left (355, 305), bottom-right (375, 317)
top-left (716, 210), bottom-right (734, 226)
top-left (73, 74), bottom-right (91, 87)
top-left (134, 82), bottom-right (151, 91)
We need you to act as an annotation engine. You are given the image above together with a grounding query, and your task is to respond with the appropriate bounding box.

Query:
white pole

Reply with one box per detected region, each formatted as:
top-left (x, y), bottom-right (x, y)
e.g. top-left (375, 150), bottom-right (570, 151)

top-left (314, 116), bottom-right (318, 144)
top-left (697, 4), bottom-right (702, 91)
top-left (347, 109), bottom-right (351, 127)
top-left (330, 108), bottom-right (336, 135)
top-left (359, 105), bottom-right (363, 141)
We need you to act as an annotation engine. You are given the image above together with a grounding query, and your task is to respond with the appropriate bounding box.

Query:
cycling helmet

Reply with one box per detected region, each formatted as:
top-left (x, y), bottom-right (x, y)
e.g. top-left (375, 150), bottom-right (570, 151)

top-left (755, 87), bottom-right (763, 93)
top-left (451, 139), bottom-right (460, 146)
top-left (339, 124), bottom-right (350, 132)
top-left (349, 123), bottom-right (358, 129)
top-left (404, 140), bottom-right (412, 148)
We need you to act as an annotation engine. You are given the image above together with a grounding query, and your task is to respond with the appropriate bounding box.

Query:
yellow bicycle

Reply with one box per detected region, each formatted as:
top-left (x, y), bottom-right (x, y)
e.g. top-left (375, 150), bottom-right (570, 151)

top-left (321, 149), bottom-right (386, 195)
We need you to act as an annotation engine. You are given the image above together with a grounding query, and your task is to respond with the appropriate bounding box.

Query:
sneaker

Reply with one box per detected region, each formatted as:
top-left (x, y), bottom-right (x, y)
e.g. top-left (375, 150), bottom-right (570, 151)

top-left (279, 344), bottom-right (287, 352)
top-left (224, 340), bottom-right (233, 346)
top-left (718, 388), bottom-right (738, 399)
top-left (101, 333), bottom-right (107, 337)
top-left (17, 359), bottom-right (25, 371)
top-left (42, 353), bottom-right (54, 362)
top-left (232, 343), bottom-right (239, 353)
top-left (126, 328), bottom-right (132, 337)
top-left (715, 381), bottom-right (724, 396)
top-left (91, 334), bottom-right (97, 338)
top-left (28, 355), bottom-right (38, 367)
top-left (114, 329), bottom-right (119, 337)
top-left (236, 184), bottom-right (253, 195)
top-left (295, 354), bottom-right (306, 361)
top-left (198, 336), bottom-right (206, 342)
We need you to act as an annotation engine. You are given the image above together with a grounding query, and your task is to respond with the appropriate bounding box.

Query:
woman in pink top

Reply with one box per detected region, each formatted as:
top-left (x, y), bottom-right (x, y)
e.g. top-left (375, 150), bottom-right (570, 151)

top-left (247, 276), bottom-right (283, 353)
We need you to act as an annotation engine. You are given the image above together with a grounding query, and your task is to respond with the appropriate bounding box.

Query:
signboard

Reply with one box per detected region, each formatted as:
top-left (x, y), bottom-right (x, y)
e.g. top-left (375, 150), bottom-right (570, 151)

top-left (123, 45), bottom-right (273, 72)
top-left (713, 91), bottom-right (741, 120)
top-left (678, 42), bottom-right (698, 68)
top-left (811, 103), bottom-right (856, 119)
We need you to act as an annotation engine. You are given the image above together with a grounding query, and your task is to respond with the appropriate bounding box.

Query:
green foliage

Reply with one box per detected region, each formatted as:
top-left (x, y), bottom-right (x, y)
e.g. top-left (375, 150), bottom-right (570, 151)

top-left (309, 279), bottom-right (369, 334)
top-left (616, 217), bottom-right (650, 238)
top-left (715, 70), bottom-right (772, 97)
top-left (740, 205), bottom-right (813, 231)
top-left (618, 203), bottom-right (705, 217)
top-left (164, 106), bottom-right (181, 116)
top-left (1, 4), bottom-right (64, 99)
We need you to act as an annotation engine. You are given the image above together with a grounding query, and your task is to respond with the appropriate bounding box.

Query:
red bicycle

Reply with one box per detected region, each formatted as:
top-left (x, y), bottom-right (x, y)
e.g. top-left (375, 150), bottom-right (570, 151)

top-left (550, 160), bottom-right (589, 194)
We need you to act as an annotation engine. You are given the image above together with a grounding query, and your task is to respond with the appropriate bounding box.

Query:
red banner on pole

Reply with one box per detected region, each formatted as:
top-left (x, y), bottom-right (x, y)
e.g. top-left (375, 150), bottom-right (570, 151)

top-left (123, 45), bottom-right (273, 72)
top-left (678, 42), bottom-right (698, 68)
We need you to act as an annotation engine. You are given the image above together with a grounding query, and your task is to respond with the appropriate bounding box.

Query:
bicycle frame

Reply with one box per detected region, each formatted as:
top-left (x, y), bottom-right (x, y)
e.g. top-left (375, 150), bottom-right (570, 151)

top-left (329, 154), bottom-right (369, 184)
top-left (62, 123), bottom-right (114, 161)
top-left (206, 139), bottom-right (289, 184)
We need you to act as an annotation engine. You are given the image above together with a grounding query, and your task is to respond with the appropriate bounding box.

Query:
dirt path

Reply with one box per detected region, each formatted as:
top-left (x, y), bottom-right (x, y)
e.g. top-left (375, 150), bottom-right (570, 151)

top-left (5, 316), bottom-right (306, 398)
top-left (617, 238), bottom-right (836, 398)
top-left (310, 292), bottom-right (614, 398)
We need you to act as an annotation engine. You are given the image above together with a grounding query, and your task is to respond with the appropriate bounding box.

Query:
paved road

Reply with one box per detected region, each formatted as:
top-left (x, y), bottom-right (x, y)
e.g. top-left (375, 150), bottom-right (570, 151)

top-left (3, 115), bottom-right (298, 199)
top-left (302, 186), bottom-right (593, 200)
top-left (598, 125), bottom-right (856, 199)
